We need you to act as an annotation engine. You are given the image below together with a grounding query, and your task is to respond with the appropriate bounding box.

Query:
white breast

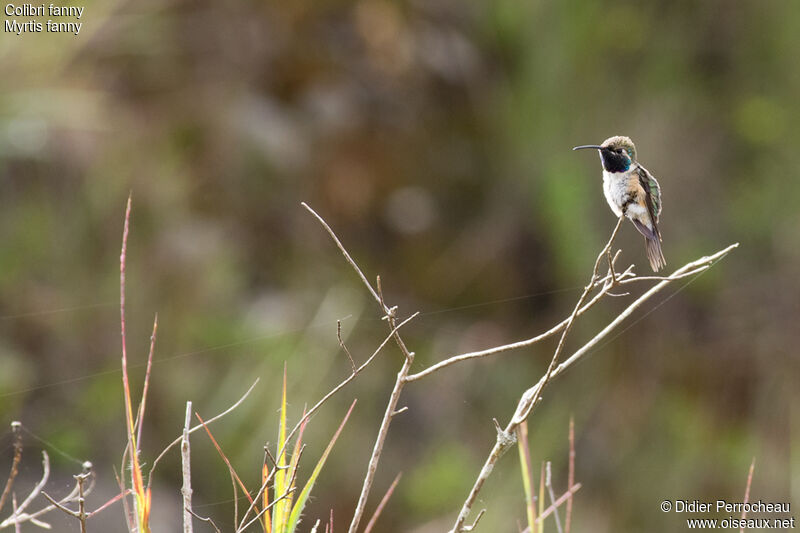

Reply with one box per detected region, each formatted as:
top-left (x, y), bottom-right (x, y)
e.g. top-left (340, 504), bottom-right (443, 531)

top-left (602, 170), bottom-right (628, 217)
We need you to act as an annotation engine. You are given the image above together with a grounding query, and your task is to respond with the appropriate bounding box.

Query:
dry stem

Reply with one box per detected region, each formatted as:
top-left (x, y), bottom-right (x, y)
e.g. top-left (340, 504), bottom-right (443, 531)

top-left (740, 458), bottom-right (755, 533)
top-left (181, 401), bottom-right (193, 533)
top-left (0, 422), bottom-right (22, 515)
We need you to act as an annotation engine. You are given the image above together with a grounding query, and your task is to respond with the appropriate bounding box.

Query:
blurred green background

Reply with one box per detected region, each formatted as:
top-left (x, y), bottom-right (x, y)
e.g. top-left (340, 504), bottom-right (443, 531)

top-left (1, 0), bottom-right (798, 531)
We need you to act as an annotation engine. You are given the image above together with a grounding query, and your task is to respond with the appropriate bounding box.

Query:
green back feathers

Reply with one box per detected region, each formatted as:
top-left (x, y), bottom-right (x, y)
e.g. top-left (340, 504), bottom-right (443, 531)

top-left (637, 166), bottom-right (662, 220)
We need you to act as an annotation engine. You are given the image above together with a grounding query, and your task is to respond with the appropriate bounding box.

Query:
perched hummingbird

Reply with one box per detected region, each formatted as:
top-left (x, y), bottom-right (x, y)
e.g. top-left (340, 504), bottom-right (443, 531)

top-left (573, 136), bottom-right (666, 271)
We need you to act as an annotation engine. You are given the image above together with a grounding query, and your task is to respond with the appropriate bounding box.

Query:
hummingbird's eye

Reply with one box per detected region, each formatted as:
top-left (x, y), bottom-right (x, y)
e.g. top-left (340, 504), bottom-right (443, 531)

top-left (615, 148), bottom-right (623, 154)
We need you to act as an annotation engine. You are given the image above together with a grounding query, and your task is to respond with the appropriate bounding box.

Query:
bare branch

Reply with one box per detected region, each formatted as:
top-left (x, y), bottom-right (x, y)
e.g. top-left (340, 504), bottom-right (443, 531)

top-left (450, 235), bottom-right (739, 532)
top-left (182, 401), bottom-right (193, 533)
top-left (404, 287), bottom-right (608, 382)
top-left (525, 242), bottom-right (739, 399)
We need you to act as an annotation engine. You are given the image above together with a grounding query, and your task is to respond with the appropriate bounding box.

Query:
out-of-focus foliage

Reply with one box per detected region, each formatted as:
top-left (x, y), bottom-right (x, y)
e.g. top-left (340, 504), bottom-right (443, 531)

top-left (0, 0), bottom-right (797, 531)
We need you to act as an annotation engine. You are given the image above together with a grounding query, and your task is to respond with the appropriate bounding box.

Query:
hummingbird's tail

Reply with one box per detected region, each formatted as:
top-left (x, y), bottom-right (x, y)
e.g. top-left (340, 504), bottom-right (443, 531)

top-left (630, 218), bottom-right (666, 272)
top-left (645, 236), bottom-right (666, 272)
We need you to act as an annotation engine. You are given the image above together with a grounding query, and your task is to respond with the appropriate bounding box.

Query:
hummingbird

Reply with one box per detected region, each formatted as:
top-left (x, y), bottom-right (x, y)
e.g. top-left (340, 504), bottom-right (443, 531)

top-left (573, 136), bottom-right (666, 271)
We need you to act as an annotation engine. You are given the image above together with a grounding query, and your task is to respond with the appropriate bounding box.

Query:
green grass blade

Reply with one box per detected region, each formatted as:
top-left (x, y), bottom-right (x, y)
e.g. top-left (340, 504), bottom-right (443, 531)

top-left (517, 421), bottom-right (536, 533)
top-left (538, 463), bottom-right (545, 533)
top-left (286, 399), bottom-right (356, 532)
top-left (273, 364), bottom-right (289, 533)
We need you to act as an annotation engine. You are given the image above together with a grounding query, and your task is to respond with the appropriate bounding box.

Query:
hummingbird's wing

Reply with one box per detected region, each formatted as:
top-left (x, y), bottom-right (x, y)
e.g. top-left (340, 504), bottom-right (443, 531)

top-left (636, 165), bottom-right (662, 226)
top-left (636, 165), bottom-right (666, 271)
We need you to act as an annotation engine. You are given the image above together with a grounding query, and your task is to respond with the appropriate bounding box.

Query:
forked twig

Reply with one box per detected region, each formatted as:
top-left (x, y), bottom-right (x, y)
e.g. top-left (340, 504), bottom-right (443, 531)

top-left (301, 203), bottom-right (417, 533)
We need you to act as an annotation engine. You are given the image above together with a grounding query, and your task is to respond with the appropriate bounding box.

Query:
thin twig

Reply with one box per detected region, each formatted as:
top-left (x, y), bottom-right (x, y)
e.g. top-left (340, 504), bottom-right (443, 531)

top-left (189, 509), bottom-right (222, 533)
top-left (11, 493), bottom-right (19, 533)
top-left (364, 473), bottom-right (402, 533)
top-left (301, 202), bottom-right (387, 313)
top-left (740, 458), bottom-right (755, 533)
top-left (40, 471), bottom-right (92, 533)
top-left (538, 484), bottom-right (581, 523)
top-left (520, 484), bottom-right (582, 532)
top-left (86, 490), bottom-right (128, 519)
top-left (545, 462), bottom-right (563, 533)
top-left (404, 287), bottom-right (609, 382)
top-left (238, 486), bottom-right (297, 532)
top-left (114, 467), bottom-right (135, 531)
top-left (338, 320), bottom-right (357, 373)
top-left (565, 417), bottom-right (575, 533)
top-left (238, 442), bottom-right (306, 532)
top-left (182, 401), bottom-right (193, 533)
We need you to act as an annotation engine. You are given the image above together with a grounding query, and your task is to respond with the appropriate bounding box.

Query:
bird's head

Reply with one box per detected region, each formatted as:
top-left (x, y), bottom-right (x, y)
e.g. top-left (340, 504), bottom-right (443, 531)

top-left (573, 135), bottom-right (637, 173)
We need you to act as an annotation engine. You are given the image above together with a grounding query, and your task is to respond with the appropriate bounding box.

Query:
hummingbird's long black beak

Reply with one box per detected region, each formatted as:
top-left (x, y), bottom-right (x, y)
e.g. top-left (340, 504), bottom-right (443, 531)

top-left (572, 144), bottom-right (603, 151)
